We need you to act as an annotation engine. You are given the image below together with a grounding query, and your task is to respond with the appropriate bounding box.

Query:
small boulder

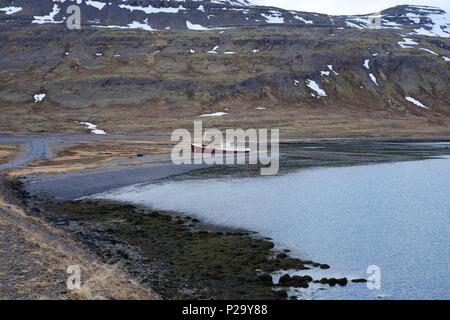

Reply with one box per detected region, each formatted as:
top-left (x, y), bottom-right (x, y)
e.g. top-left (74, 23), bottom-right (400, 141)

top-left (320, 277), bottom-right (348, 286)
top-left (303, 275), bottom-right (313, 282)
top-left (351, 278), bottom-right (368, 283)
top-left (278, 274), bottom-right (292, 285)
top-left (289, 276), bottom-right (309, 288)
top-left (336, 278), bottom-right (348, 286)
top-left (278, 274), bottom-right (312, 288)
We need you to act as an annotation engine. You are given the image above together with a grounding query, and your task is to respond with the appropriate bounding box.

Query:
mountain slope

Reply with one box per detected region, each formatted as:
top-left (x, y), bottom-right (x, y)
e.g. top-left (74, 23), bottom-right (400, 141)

top-left (0, 2), bottom-right (449, 139)
top-left (1, 0), bottom-right (450, 35)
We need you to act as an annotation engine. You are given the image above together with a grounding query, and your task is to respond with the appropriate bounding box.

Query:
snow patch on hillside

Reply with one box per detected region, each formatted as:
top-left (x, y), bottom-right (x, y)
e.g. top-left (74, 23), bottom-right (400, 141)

top-left (293, 15), bottom-right (313, 24)
top-left (187, 21), bottom-right (210, 30)
top-left (86, 0), bottom-right (106, 10)
top-left (345, 21), bottom-right (365, 29)
top-left (261, 10), bottom-right (284, 24)
top-left (369, 73), bottom-right (379, 86)
top-left (363, 59), bottom-right (370, 69)
top-left (199, 112), bottom-right (227, 117)
top-left (412, 11), bottom-right (450, 38)
top-left (34, 93), bottom-right (46, 103)
top-left (405, 96), bottom-right (428, 108)
top-left (398, 38), bottom-right (418, 48)
top-left (32, 4), bottom-right (63, 24)
top-left (327, 65), bottom-right (339, 75)
top-left (207, 45), bottom-right (219, 54)
top-left (0, 6), bottom-right (22, 15)
top-left (419, 47), bottom-right (439, 55)
top-left (306, 80), bottom-right (327, 97)
top-left (128, 19), bottom-right (155, 31)
top-left (119, 4), bottom-right (186, 14)
top-left (76, 121), bottom-right (107, 135)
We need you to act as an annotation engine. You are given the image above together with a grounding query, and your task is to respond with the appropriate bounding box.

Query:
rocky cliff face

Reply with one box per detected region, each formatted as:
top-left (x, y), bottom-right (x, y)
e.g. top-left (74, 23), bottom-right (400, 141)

top-left (1, 0), bottom-right (327, 29)
top-left (1, 1), bottom-right (449, 34)
top-left (0, 1), bottom-right (449, 138)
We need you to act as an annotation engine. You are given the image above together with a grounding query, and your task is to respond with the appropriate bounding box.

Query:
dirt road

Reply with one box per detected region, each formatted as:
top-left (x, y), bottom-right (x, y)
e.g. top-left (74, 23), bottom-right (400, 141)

top-left (0, 138), bottom-right (48, 171)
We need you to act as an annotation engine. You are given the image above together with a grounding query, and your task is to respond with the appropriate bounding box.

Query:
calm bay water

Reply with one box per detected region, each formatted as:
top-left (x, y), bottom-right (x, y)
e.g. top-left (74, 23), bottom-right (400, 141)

top-left (96, 156), bottom-right (450, 300)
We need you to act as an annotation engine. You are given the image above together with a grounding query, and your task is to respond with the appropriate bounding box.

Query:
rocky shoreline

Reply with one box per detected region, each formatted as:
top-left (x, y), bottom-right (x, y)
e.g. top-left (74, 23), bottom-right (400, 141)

top-left (0, 176), bottom-right (160, 300)
top-left (8, 177), bottom-right (354, 300)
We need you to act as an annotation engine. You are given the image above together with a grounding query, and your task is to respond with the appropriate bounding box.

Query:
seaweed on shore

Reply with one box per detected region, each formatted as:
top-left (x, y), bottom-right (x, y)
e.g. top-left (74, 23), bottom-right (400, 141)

top-left (45, 199), bottom-right (317, 299)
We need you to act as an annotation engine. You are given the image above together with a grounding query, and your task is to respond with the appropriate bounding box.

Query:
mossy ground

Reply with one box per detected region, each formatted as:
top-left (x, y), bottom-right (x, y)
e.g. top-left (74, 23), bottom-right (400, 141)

top-left (47, 200), bottom-right (312, 299)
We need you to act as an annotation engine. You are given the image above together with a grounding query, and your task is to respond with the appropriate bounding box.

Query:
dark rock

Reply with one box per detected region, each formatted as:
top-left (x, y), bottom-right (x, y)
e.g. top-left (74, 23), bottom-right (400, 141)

top-left (328, 278), bottom-right (338, 286)
top-left (351, 278), bottom-right (368, 283)
top-left (278, 274), bottom-right (291, 285)
top-left (320, 277), bottom-right (348, 286)
top-left (289, 276), bottom-right (309, 288)
top-left (296, 265), bottom-right (310, 270)
top-left (278, 274), bottom-right (311, 288)
top-left (336, 278), bottom-right (348, 286)
top-left (276, 252), bottom-right (288, 259)
top-left (319, 264), bottom-right (330, 269)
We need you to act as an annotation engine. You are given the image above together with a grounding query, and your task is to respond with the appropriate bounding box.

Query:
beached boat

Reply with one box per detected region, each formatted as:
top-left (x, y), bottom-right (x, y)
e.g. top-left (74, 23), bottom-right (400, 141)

top-left (191, 143), bottom-right (250, 154)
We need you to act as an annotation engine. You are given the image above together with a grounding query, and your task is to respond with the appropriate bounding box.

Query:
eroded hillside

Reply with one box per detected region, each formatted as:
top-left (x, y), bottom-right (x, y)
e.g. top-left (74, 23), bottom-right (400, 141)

top-left (0, 2), bottom-right (449, 138)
